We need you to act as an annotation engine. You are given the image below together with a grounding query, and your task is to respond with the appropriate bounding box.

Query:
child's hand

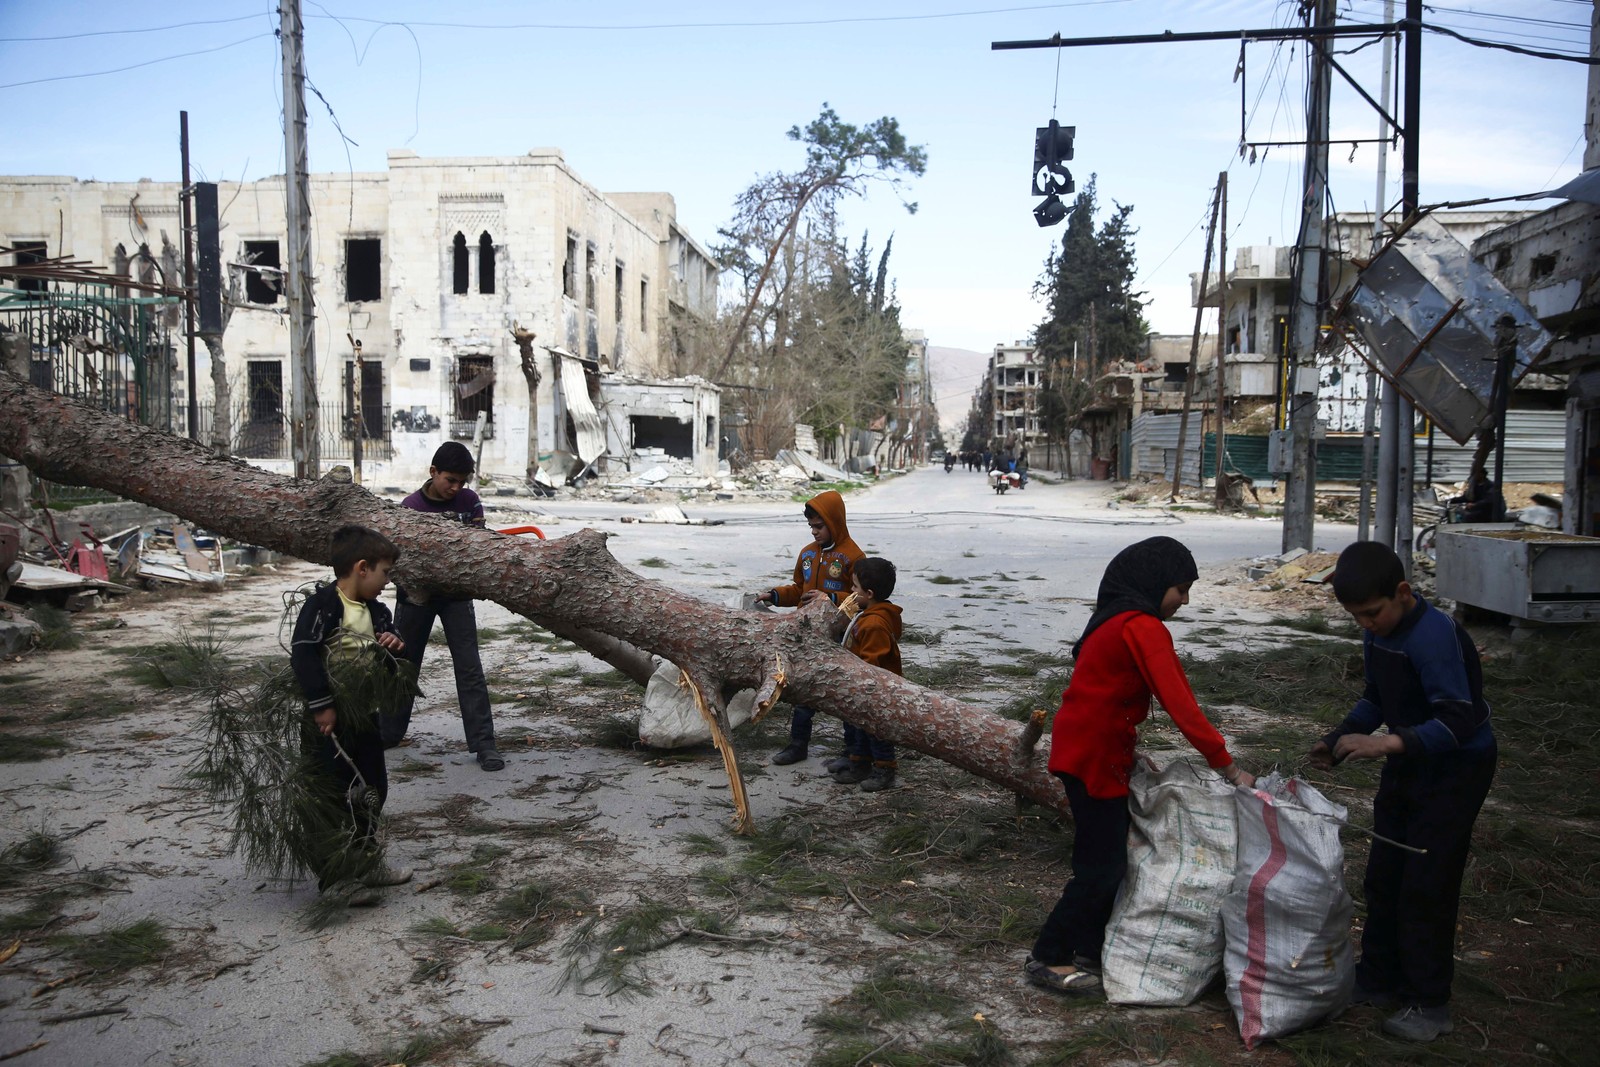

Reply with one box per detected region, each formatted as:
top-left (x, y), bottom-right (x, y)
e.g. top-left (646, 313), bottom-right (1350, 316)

top-left (752, 591), bottom-right (772, 604)
top-left (1333, 733), bottom-right (1403, 763)
top-left (376, 631), bottom-right (405, 653)
top-left (798, 590), bottom-right (827, 606)
top-left (1307, 740), bottom-right (1336, 770)
top-left (314, 707), bottom-right (337, 736)
top-left (1223, 764), bottom-right (1255, 788)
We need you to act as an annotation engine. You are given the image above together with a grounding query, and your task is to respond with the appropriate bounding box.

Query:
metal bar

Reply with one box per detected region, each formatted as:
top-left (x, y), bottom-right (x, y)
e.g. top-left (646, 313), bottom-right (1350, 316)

top-left (181, 111), bottom-right (198, 441)
top-left (1313, 38), bottom-right (1404, 136)
top-left (992, 22), bottom-right (1396, 50)
top-left (1394, 297), bottom-right (1463, 376)
top-left (1244, 137), bottom-right (1394, 148)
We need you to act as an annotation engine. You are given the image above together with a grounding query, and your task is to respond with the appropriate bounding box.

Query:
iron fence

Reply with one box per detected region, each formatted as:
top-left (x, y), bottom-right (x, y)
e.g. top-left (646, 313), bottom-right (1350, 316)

top-left (193, 404), bottom-right (394, 462)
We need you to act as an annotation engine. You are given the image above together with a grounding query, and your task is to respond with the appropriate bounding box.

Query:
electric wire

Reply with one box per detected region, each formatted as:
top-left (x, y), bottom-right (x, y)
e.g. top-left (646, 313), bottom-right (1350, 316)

top-left (0, 32), bottom-right (275, 91)
top-left (0, 13), bottom-right (264, 42)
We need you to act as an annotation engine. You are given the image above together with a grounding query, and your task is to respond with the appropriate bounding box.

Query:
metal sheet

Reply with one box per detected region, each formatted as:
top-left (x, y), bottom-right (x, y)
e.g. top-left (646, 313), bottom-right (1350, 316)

top-left (556, 355), bottom-right (606, 464)
top-left (1342, 215), bottom-right (1554, 444)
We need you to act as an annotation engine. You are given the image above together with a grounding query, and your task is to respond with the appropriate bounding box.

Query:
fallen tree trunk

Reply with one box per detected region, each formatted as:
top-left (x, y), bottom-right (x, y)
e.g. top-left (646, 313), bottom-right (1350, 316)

top-left (0, 375), bottom-right (1068, 824)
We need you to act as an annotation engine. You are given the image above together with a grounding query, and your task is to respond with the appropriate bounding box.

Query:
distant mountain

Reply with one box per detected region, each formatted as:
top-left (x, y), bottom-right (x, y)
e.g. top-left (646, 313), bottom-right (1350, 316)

top-left (927, 345), bottom-right (991, 438)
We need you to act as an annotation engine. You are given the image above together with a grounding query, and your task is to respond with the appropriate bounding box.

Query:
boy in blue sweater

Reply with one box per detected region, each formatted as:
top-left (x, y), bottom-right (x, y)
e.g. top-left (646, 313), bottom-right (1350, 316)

top-left (1308, 541), bottom-right (1497, 1043)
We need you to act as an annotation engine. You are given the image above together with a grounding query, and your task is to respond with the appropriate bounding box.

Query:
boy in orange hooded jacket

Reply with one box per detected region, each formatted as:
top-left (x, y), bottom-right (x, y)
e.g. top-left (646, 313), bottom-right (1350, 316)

top-left (831, 556), bottom-right (903, 791)
top-left (753, 490), bottom-right (864, 765)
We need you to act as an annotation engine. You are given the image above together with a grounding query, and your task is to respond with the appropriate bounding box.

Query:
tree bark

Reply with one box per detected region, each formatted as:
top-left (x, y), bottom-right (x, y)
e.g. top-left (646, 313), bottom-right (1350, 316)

top-left (0, 374), bottom-right (1068, 824)
top-left (512, 324), bottom-right (541, 487)
top-left (203, 334), bottom-right (232, 458)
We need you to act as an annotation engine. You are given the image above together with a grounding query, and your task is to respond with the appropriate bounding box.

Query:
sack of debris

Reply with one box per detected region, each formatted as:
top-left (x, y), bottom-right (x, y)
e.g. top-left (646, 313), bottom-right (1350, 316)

top-left (1223, 773), bottom-right (1355, 1049)
top-left (1101, 758), bottom-right (1239, 1005)
top-left (638, 659), bottom-right (757, 748)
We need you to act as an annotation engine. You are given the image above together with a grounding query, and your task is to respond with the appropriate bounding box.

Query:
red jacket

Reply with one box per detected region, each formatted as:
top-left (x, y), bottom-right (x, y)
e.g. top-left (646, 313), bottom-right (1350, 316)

top-left (1047, 610), bottom-right (1233, 798)
top-left (770, 490), bottom-right (864, 607)
top-left (845, 601), bottom-right (903, 676)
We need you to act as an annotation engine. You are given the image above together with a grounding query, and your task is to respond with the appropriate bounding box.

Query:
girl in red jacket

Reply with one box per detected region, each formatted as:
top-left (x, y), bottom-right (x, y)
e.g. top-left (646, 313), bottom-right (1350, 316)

top-left (1025, 536), bottom-right (1254, 995)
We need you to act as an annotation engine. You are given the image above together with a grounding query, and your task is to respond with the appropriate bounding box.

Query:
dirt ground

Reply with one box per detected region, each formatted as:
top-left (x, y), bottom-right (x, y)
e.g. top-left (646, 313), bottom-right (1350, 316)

top-left (0, 514), bottom-right (1593, 1066)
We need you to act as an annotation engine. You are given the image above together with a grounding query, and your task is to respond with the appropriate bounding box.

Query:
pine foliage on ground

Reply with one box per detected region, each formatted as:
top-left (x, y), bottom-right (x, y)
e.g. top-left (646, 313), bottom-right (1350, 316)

top-left (188, 586), bottom-right (418, 887)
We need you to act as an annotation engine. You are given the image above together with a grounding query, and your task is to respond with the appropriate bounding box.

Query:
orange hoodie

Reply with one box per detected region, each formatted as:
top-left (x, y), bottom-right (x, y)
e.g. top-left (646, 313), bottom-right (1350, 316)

top-left (769, 490), bottom-right (864, 607)
top-left (844, 600), bottom-right (903, 676)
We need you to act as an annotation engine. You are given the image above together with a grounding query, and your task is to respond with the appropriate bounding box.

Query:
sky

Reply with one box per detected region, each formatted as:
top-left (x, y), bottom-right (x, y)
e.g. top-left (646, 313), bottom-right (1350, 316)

top-left (1, 0), bottom-right (1592, 416)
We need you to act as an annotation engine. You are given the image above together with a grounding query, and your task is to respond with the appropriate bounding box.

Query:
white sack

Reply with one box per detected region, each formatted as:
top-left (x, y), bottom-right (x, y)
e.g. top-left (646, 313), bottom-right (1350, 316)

top-left (1223, 773), bottom-right (1355, 1049)
top-left (638, 659), bottom-right (755, 748)
top-left (1102, 758), bottom-right (1239, 1006)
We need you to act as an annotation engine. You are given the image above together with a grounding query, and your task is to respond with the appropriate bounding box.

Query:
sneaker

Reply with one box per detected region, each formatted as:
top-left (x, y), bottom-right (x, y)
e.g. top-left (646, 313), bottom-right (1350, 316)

top-left (860, 766), bottom-right (897, 792)
top-left (831, 761), bottom-right (872, 784)
top-left (1382, 1005), bottom-right (1453, 1042)
top-left (1023, 955), bottom-right (1102, 995)
top-left (361, 863), bottom-right (413, 888)
top-left (1071, 955), bottom-right (1102, 976)
top-left (477, 747), bottom-right (505, 772)
top-left (347, 886), bottom-right (381, 908)
top-left (822, 756), bottom-right (853, 774)
top-left (771, 742), bottom-right (808, 766)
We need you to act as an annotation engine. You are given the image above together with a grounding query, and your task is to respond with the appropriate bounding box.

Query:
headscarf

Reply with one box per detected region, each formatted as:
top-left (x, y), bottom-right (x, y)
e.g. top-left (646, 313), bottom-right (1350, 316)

top-left (1072, 536), bottom-right (1199, 659)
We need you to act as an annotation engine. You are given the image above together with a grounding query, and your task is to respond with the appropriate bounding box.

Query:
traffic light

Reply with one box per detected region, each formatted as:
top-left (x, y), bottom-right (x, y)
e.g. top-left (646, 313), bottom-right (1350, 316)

top-left (1031, 119), bottom-right (1074, 197)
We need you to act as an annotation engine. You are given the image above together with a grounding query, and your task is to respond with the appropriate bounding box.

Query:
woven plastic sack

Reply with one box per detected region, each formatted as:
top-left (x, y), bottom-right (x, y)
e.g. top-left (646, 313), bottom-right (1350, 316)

top-left (1223, 773), bottom-right (1355, 1049)
top-left (1101, 758), bottom-right (1239, 1005)
top-left (638, 659), bottom-right (756, 748)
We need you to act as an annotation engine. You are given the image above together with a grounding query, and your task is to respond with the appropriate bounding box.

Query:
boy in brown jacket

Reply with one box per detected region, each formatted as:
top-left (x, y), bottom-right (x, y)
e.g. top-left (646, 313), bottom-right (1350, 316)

top-left (831, 556), bottom-right (903, 792)
top-left (752, 490), bottom-right (864, 764)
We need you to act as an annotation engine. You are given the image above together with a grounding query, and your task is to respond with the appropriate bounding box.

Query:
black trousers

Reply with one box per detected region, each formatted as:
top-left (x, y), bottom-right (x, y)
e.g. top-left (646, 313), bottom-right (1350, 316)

top-left (386, 597), bottom-right (495, 753)
top-left (1357, 743), bottom-right (1497, 1008)
top-left (304, 723), bottom-right (388, 888)
top-left (1031, 772), bottom-right (1131, 966)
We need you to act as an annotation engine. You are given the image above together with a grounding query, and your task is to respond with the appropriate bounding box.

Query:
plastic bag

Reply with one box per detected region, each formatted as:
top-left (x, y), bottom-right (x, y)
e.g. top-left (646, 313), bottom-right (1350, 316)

top-left (637, 659), bottom-right (756, 748)
top-left (1223, 773), bottom-right (1355, 1049)
top-left (1102, 758), bottom-right (1238, 1005)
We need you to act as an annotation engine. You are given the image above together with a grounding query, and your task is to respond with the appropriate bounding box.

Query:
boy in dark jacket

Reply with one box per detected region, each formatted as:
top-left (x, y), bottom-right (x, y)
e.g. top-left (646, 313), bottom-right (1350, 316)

top-left (290, 525), bottom-right (413, 904)
top-left (384, 441), bottom-right (503, 771)
top-left (831, 556), bottom-right (903, 792)
top-left (1308, 541), bottom-right (1496, 1042)
top-left (752, 490), bottom-right (864, 765)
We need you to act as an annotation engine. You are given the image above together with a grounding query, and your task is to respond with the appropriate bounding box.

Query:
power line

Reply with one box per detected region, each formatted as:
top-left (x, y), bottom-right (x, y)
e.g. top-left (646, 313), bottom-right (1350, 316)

top-left (0, 33), bottom-right (275, 91)
top-left (1422, 21), bottom-right (1598, 64)
top-left (0, 13), bottom-right (264, 42)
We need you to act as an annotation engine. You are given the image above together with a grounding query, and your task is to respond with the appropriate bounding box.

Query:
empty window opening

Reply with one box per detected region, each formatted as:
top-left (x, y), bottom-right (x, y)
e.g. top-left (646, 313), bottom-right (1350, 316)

top-left (452, 232), bottom-right (469, 295)
top-left (615, 261), bottom-right (625, 321)
top-left (137, 243), bottom-right (156, 289)
top-left (563, 234), bottom-right (578, 298)
top-left (585, 242), bottom-right (598, 312)
top-left (705, 415), bottom-right (716, 448)
top-left (243, 240), bottom-right (281, 304)
top-left (343, 359), bottom-right (385, 437)
top-left (1531, 253), bottom-right (1557, 281)
top-left (631, 415), bottom-right (692, 459)
top-left (478, 232), bottom-right (496, 294)
top-left (246, 361), bottom-right (284, 422)
top-left (12, 241), bottom-right (47, 293)
top-left (453, 355), bottom-right (495, 426)
top-left (639, 276), bottom-right (649, 332)
top-left (345, 238), bottom-right (381, 302)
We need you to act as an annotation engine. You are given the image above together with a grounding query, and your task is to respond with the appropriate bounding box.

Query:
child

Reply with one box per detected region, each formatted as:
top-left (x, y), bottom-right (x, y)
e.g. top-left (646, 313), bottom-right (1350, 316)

top-left (290, 525), bottom-right (413, 904)
top-left (382, 441), bottom-right (503, 772)
top-left (831, 556), bottom-right (902, 792)
top-left (1307, 541), bottom-right (1496, 1043)
top-left (1027, 536), bottom-right (1252, 995)
top-left (752, 489), bottom-right (864, 765)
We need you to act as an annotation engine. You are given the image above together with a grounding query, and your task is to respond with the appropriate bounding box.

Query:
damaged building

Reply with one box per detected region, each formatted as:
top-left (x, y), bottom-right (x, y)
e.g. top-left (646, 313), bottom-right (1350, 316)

top-left (0, 150), bottom-right (720, 487)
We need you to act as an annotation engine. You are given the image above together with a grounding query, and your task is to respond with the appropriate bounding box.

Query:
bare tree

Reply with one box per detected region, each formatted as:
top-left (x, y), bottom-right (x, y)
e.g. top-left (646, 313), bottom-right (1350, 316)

top-left (511, 323), bottom-right (541, 486)
top-left (0, 374), bottom-right (1066, 833)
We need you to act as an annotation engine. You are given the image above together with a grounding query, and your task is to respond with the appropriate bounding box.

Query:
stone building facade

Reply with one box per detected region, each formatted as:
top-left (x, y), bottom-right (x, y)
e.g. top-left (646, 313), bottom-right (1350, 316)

top-left (0, 149), bottom-right (719, 487)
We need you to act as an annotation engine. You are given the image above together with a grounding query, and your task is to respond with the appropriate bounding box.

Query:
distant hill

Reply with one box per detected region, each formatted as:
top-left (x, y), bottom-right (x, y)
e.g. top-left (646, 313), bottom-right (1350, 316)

top-left (928, 345), bottom-right (991, 439)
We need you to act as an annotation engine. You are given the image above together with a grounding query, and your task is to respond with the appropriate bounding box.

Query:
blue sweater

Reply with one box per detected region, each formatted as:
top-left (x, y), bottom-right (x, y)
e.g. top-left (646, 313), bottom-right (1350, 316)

top-left (1324, 594), bottom-right (1494, 758)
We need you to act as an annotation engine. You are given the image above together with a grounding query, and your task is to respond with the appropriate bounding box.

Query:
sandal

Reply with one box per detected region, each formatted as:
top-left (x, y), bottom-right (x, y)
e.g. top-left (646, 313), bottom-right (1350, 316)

top-left (1024, 955), bottom-right (1103, 995)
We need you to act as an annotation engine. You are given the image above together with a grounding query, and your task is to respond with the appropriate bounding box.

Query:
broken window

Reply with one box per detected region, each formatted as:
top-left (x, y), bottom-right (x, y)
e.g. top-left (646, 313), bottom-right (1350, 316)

top-left (705, 415), bottom-right (716, 448)
top-left (631, 415), bottom-right (693, 459)
top-left (343, 359), bottom-right (385, 437)
top-left (453, 355), bottom-right (495, 429)
top-left (639, 276), bottom-right (649, 332)
top-left (478, 232), bottom-right (496, 295)
top-left (345, 238), bottom-right (381, 302)
top-left (12, 241), bottom-right (47, 293)
top-left (452, 232), bottom-right (469, 295)
top-left (615, 261), bottom-right (625, 322)
top-left (585, 242), bottom-right (598, 312)
top-left (563, 234), bottom-right (578, 299)
top-left (243, 240), bottom-right (281, 304)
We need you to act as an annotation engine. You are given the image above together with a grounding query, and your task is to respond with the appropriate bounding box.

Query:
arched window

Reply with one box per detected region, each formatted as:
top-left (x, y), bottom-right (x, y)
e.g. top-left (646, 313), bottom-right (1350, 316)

top-left (478, 232), bottom-right (496, 294)
top-left (451, 232), bottom-right (469, 295)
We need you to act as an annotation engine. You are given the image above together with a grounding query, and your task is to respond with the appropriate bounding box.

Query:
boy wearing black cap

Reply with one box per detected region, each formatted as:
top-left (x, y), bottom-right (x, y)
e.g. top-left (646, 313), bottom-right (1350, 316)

top-left (382, 442), bottom-right (504, 771)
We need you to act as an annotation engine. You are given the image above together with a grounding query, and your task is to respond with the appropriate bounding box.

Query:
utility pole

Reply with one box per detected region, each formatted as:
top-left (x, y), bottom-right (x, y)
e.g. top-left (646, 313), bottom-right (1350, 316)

top-left (1282, 0), bottom-right (1335, 554)
top-left (1394, 0), bottom-right (1423, 576)
top-left (1212, 171), bottom-right (1230, 508)
top-left (1171, 176), bottom-right (1221, 501)
top-left (280, 0), bottom-right (318, 480)
top-left (179, 112), bottom-right (198, 441)
top-left (1358, 0), bottom-right (1396, 542)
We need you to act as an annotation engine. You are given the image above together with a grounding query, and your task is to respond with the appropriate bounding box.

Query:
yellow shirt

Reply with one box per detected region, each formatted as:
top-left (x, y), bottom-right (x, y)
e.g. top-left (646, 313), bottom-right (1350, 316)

top-left (333, 587), bottom-right (376, 660)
